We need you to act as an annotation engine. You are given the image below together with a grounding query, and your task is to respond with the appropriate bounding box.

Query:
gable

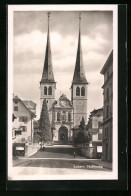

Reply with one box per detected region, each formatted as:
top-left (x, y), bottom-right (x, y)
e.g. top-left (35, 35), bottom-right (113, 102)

top-left (54, 94), bottom-right (73, 109)
top-left (13, 99), bottom-right (32, 118)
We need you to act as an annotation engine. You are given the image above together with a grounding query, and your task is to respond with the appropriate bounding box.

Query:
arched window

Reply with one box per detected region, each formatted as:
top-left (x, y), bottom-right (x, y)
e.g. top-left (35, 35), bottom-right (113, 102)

top-left (68, 112), bottom-right (71, 121)
top-left (81, 87), bottom-right (85, 96)
top-left (48, 86), bottom-right (52, 95)
top-left (44, 86), bottom-right (47, 95)
top-left (76, 87), bottom-right (80, 96)
top-left (57, 112), bottom-right (60, 121)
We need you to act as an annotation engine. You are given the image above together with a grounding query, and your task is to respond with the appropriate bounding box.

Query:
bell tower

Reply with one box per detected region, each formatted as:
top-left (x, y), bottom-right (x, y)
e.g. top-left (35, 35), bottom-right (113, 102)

top-left (71, 13), bottom-right (88, 126)
top-left (40, 13), bottom-right (56, 124)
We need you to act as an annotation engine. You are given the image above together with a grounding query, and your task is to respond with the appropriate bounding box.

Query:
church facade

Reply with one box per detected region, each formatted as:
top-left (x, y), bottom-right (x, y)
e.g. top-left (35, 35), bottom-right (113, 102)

top-left (40, 14), bottom-right (88, 144)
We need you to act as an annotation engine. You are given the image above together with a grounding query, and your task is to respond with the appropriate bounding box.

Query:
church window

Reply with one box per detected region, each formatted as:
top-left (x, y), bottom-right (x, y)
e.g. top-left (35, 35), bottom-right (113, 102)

top-left (76, 87), bottom-right (80, 96)
top-left (68, 112), bottom-right (71, 121)
top-left (48, 86), bottom-right (52, 95)
top-left (81, 87), bottom-right (85, 96)
top-left (44, 86), bottom-right (47, 95)
top-left (57, 112), bottom-right (60, 121)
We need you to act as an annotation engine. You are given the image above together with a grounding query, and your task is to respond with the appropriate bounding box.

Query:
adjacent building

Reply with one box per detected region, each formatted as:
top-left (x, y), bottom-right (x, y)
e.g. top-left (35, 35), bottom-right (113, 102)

top-left (87, 108), bottom-right (103, 158)
top-left (13, 95), bottom-right (36, 143)
top-left (40, 14), bottom-right (88, 144)
top-left (100, 50), bottom-right (113, 162)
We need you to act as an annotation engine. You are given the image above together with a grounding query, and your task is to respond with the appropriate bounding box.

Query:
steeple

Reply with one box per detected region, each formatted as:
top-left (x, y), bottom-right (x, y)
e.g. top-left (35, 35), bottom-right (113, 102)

top-left (41, 13), bottom-right (55, 83)
top-left (72, 13), bottom-right (88, 84)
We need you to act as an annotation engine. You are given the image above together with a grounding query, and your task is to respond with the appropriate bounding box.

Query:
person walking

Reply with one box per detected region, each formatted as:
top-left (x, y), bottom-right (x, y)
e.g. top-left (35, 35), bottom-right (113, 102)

top-left (74, 151), bottom-right (76, 158)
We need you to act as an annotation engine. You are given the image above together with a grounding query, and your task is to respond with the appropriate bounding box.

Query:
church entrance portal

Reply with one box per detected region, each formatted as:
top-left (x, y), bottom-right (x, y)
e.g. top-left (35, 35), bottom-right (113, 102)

top-left (58, 126), bottom-right (68, 143)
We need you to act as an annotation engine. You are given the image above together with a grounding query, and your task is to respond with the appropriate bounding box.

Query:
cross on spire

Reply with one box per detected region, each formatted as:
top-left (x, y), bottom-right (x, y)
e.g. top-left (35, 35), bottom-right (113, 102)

top-left (47, 12), bottom-right (50, 32)
top-left (79, 12), bottom-right (81, 32)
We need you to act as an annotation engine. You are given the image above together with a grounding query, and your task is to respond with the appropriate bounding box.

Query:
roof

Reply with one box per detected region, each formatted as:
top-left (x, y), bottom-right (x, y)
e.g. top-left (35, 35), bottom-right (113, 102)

top-left (23, 100), bottom-right (36, 114)
top-left (100, 50), bottom-right (113, 75)
top-left (87, 108), bottom-right (103, 125)
top-left (72, 17), bottom-right (88, 85)
top-left (41, 15), bottom-right (55, 83)
top-left (54, 94), bottom-right (73, 108)
top-left (23, 100), bottom-right (36, 107)
top-left (12, 113), bottom-right (17, 121)
top-left (93, 108), bottom-right (103, 117)
top-left (59, 94), bottom-right (68, 101)
top-left (13, 95), bottom-right (36, 118)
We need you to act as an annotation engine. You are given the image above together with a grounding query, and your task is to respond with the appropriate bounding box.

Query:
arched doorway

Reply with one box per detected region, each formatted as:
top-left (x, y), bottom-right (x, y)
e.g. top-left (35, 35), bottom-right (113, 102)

top-left (58, 126), bottom-right (68, 143)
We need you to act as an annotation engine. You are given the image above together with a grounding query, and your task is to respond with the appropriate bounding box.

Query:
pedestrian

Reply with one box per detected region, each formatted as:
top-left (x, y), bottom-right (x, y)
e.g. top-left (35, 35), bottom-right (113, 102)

top-left (98, 153), bottom-right (101, 161)
top-left (74, 151), bottom-right (76, 158)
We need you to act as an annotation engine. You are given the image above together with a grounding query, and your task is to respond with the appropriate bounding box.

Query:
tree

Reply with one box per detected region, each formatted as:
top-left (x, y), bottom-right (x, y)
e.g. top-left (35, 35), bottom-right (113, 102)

top-left (79, 116), bottom-right (86, 132)
top-left (74, 117), bottom-right (91, 146)
top-left (39, 99), bottom-right (52, 143)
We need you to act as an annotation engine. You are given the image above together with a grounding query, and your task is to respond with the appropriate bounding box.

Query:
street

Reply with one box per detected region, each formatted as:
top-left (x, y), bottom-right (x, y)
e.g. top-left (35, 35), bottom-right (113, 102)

top-left (13, 158), bottom-right (108, 171)
top-left (13, 146), bottom-right (112, 171)
top-left (10, 146), bottom-right (113, 180)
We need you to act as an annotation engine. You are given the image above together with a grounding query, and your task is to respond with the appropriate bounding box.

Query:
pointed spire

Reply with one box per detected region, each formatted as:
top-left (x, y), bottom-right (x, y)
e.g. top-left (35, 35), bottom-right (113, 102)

top-left (41, 12), bottom-right (55, 83)
top-left (72, 13), bottom-right (88, 84)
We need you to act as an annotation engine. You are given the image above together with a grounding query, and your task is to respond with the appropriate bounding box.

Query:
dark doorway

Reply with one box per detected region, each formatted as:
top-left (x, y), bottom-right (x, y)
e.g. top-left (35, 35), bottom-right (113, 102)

top-left (59, 126), bottom-right (68, 143)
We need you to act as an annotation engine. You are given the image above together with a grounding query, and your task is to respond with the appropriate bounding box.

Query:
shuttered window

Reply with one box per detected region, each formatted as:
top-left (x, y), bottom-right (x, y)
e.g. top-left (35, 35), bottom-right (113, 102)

top-left (19, 116), bottom-right (27, 122)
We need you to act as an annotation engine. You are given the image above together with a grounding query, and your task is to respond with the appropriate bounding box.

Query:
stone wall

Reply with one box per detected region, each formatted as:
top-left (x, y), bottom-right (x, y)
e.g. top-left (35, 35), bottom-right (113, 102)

top-left (80, 147), bottom-right (94, 159)
top-left (25, 144), bottom-right (39, 157)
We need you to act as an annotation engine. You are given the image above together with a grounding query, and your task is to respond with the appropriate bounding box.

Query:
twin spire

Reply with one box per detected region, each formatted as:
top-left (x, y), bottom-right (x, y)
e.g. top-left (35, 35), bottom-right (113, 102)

top-left (41, 12), bottom-right (55, 83)
top-left (72, 14), bottom-right (88, 84)
top-left (41, 13), bottom-right (88, 85)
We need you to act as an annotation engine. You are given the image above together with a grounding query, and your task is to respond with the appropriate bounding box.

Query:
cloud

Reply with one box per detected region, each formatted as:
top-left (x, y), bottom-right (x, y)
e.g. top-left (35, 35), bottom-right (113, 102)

top-left (13, 11), bottom-right (113, 119)
top-left (14, 30), bottom-right (47, 56)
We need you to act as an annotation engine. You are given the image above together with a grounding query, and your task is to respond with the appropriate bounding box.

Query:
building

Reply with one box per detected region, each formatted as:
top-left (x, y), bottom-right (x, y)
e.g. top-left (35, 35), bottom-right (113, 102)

top-left (40, 14), bottom-right (88, 144)
top-left (13, 95), bottom-right (36, 143)
top-left (100, 50), bottom-right (113, 162)
top-left (87, 108), bottom-right (103, 158)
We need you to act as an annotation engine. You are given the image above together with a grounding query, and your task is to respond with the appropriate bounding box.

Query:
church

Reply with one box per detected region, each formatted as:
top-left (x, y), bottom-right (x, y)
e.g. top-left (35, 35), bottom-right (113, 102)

top-left (40, 14), bottom-right (88, 144)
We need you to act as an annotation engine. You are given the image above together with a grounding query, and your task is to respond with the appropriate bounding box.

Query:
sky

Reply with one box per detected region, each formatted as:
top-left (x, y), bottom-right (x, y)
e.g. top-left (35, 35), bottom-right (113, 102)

top-left (13, 11), bottom-right (113, 120)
